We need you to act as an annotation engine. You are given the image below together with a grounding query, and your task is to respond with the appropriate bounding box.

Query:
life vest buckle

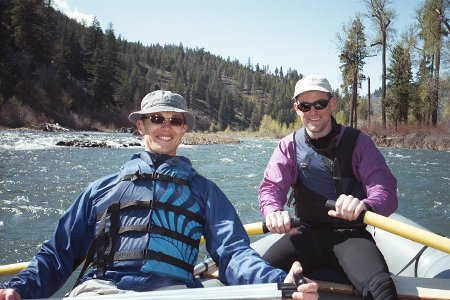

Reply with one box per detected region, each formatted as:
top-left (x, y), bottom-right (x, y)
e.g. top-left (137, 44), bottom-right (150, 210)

top-left (130, 171), bottom-right (140, 181)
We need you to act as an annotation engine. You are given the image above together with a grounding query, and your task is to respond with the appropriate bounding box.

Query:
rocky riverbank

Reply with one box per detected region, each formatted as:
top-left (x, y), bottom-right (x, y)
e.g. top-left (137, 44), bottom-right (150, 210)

top-left (52, 133), bottom-right (240, 148)
top-left (371, 132), bottom-right (450, 151)
top-left (182, 132), bottom-right (240, 145)
top-left (190, 131), bottom-right (450, 150)
top-left (2, 125), bottom-right (449, 150)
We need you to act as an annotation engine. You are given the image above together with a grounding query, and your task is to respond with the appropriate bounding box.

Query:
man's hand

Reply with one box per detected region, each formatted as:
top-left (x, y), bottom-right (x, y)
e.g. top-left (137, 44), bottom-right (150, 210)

top-left (0, 289), bottom-right (21, 300)
top-left (328, 194), bottom-right (367, 221)
top-left (265, 210), bottom-right (299, 234)
top-left (284, 261), bottom-right (318, 300)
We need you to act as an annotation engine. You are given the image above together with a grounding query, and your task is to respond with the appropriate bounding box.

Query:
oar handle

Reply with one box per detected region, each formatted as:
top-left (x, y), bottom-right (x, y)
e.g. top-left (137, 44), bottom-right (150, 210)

top-left (325, 199), bottom-right (336, 210)
top-left (262, 217), bottom-right (302, 233)
top-left (325, 200), bottom-right (366, 223)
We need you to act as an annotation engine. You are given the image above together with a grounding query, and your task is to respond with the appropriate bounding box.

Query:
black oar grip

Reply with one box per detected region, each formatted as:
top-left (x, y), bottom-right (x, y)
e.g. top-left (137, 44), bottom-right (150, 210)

top-left (325, 199), bottom-right (366, 223)
top-left (294, 272), bottom-right (305, 285)
top-left (278, 282), bottom-right (297, 299)
top-left (291, 217), bottom-right (301, 228)
top-left (325, 200), bottom-right (336, 210)
top-left (262, 217), bottom-right (302, 233)
top-left (278, 272), bottom-right (306, 299)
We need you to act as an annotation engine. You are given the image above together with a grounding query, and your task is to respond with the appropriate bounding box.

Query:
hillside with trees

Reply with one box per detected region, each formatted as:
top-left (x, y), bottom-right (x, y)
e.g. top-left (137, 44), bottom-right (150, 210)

top-left (0, 0), bottom-right (300, 132)
top-left (0, 0), bottom-right (449, 137)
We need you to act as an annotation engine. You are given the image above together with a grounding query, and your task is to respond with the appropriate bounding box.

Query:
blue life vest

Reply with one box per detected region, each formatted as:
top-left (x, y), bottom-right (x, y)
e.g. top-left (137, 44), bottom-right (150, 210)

top-left (292, 127), bottom-right (366, 227)
top-left (76, 151), bottom-right (204, 286)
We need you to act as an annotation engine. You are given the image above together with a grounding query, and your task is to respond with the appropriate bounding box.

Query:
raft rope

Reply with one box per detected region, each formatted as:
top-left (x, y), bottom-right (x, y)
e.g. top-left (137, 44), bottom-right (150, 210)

top-left (394, 245), bottom-right (428, 277)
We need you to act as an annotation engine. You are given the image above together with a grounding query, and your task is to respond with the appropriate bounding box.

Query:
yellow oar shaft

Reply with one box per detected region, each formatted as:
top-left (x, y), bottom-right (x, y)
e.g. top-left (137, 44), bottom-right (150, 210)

top-left (364, 211), bottom-right (450, 254)
top-left (244, 221), bottom-right (267, 236)
top-left (0, 262), bottom-right (30, 276)
top-left (199, 221), bottom-right (266, 245)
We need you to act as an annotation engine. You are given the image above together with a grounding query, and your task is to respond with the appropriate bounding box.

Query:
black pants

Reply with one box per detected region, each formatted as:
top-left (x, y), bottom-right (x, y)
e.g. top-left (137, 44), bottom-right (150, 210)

top-left (262, 228), bottom-right (398, 299)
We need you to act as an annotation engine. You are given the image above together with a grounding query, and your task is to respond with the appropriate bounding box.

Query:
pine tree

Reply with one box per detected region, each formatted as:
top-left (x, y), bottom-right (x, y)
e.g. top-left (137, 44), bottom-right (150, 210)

top-left (386, 43), bottom-right (412, 127)
top-left (338, 16), bottom-right (368, 128)
top-left (417, 0), bottom-right (447, 126)
top-left (10, 0), bottom-right (53, 65)
top-left (84, 17), bottom-right (103, 71)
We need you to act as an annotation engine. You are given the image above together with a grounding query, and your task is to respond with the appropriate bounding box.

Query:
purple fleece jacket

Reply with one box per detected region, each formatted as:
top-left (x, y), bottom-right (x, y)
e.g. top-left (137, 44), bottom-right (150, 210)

top-left (259, 125), bottom-right (398, 218)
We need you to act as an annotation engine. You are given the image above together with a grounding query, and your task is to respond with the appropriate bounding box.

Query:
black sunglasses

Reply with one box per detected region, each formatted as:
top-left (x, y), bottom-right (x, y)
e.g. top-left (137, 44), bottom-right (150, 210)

top-left (141, 114), bottom-right (185, 127)
top-left (296, 98), bottom-right (330, 112)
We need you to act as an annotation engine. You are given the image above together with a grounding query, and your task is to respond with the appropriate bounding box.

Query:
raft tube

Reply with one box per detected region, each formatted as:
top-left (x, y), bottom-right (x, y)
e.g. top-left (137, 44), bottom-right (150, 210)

top-left (251, 213), bottom-right (450, 279)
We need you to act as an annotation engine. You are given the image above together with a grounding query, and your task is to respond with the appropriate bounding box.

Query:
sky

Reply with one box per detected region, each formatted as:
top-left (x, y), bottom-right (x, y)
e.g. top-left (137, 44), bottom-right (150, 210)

top-left (52, 0), bottom-right (423, 96)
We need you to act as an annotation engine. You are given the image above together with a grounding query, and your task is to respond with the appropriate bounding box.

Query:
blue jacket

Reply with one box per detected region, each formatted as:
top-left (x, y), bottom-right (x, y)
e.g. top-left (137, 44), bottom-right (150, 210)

top-left (2, 151), bottom-right (286, 299)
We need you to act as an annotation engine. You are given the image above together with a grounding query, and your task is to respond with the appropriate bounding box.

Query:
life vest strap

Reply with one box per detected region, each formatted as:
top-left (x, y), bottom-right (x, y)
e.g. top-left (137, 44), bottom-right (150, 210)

top-left (336, 127), bottom-right (360, 177)
top-left (153, 201), bottom-right (204, 225)
top-left (96, 201), bottom-right (121, 278)
top-left (95, 200), bottom-right (204, 225)
top-left (120, 172), bottom-right (188, 186)
top-left (118, 223), bottom-right (200, 248)
top-left (95, 200), bottom-right (152, 222)
top-left (74, 200), bottom-right (116, 288)
top-left (113, 250), bottom-right (194, 274)
top-left (104, 202), bottom-right (121, 270)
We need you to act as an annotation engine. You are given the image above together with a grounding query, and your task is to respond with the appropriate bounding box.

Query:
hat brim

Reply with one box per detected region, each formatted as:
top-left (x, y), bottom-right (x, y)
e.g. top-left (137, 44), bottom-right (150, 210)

top-left (293, 86), bottom-right (331, 99)
top-left (128, 105), bottom-right (195, 132)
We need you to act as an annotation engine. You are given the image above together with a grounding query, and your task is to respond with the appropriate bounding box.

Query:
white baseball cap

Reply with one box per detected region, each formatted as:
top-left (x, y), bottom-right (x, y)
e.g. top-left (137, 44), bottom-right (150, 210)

top-left (293, 75), bottom-right (332, 99)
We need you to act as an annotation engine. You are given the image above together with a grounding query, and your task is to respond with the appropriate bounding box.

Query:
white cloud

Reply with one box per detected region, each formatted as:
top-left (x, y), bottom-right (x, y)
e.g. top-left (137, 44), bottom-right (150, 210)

top-left (52, 0), bottom-right (94, 25)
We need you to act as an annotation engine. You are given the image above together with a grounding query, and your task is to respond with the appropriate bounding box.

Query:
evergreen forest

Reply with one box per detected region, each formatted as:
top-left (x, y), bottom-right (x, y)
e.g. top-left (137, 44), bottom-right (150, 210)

top-left (0, 0), bottom-right (449, 133)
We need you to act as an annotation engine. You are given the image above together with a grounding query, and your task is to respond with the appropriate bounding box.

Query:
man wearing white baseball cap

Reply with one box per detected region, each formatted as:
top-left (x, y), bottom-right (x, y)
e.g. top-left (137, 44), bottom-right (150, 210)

top-left (292, 75), bottom-right (333, 99)
top-left (259, 75), bottom-right (398, 299)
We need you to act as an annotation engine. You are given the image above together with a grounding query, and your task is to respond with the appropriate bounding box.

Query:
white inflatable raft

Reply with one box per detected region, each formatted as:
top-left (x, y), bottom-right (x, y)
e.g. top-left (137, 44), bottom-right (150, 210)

top-left (1, 213), bottom-right (449, 299)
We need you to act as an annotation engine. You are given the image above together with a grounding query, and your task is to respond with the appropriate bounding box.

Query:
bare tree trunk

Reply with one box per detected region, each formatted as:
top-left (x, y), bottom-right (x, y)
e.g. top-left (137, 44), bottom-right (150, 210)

top-left (368, 77), bottom-right (371, 126)
top-left (432, 2), bottom-right (443, 126)
top-left (350, 71), bottom-right (358, 128)
top-left (354, 81), bottom-right (358, 128)
top-left (435, 6), bottom-right (450, 32)
top-left (431, 53), bottom-right (440, 126)
top-left (425, 51), bottom-right (436, 127)
top-left (381, 30), bottom-right (387, 129)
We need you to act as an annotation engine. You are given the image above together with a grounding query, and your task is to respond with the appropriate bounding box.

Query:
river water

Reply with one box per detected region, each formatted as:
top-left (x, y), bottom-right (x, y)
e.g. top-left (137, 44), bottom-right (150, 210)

top-left (1, 130), bottom-right (449, 296)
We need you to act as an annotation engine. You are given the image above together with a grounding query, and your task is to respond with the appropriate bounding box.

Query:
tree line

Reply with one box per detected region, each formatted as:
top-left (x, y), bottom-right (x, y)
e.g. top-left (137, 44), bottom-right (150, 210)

top-left (337, 0), bottom-right (449, 129)
top-left (0, 0), bottom-right (448, 132)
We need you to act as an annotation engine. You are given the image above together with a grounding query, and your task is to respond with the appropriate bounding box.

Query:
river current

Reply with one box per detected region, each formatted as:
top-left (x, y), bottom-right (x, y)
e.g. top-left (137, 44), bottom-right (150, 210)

top-left (1, 130), bottom-right (449, 295)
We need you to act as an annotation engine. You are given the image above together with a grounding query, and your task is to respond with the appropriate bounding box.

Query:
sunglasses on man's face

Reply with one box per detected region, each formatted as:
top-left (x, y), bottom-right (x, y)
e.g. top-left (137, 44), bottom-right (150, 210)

top-left (296, 98), bottom-right (331, 112)
top-left (141, 114), bottom-right (185, 127)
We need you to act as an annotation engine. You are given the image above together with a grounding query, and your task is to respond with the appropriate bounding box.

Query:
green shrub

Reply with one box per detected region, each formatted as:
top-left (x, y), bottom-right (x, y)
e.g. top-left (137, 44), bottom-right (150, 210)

top-left (258, 115), bottom-right (302, 138)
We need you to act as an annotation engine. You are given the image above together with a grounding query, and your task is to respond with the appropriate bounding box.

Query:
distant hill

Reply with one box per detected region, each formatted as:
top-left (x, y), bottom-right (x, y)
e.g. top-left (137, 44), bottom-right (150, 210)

top-left (0, 1), bottom-right (301, 132)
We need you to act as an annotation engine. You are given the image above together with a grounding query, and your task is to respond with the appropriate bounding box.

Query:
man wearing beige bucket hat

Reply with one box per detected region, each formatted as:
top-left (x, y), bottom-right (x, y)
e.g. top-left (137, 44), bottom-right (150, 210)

top-left (1, 90), bottom-right (318, 300)
top-left (128, 90), bottom-right (196, 131)
top-left (128, 90), bottom-right (195, 156)
top-left (259, 75), bottom-right (398, 299)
